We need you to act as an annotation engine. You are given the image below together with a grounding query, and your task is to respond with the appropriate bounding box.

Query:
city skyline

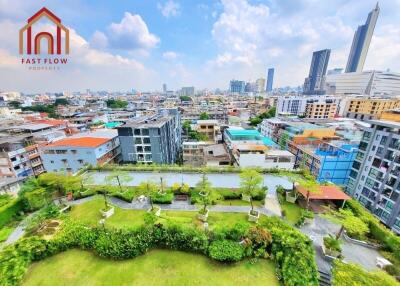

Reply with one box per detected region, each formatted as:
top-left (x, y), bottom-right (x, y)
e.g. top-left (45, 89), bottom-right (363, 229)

top-left (1, 0), bottom-right (400, 93)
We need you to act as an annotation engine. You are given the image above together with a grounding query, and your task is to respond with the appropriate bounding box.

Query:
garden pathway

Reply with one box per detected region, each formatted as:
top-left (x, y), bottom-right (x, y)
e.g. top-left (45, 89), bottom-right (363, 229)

top-left (3, 212), bottom-right (36, 246)
top-left (299, 215), bottom-right (384, 274)
top-left (68, 195), bottom-right (279, 217)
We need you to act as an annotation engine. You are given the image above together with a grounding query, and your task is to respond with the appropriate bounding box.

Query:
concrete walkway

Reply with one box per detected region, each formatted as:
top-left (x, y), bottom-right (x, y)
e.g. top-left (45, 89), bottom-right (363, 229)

top-left (69, 195), bottom-right (279, 217)
top-left (3, 212), bottom-right (36, 246)
top-left (300, 215), bottom-right (384, 273)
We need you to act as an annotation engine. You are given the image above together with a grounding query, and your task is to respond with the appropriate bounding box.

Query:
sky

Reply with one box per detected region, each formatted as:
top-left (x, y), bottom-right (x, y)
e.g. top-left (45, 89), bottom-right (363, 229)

top-left (1, 0), bottom-right (400, 93)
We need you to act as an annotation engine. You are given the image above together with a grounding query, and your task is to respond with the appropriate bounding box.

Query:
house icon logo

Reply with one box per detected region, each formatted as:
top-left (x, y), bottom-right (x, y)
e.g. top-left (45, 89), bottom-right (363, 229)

top-left (19, 7), bottom-right (69, 55)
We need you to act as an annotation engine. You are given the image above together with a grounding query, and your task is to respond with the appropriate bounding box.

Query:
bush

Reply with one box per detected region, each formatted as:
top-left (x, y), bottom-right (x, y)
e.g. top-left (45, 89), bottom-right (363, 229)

top-left (213, 222), bottom-right (249, 241)
top-left (0, 199), bottom-right (23, 228)
top-left (333, 260), bottom-right (398, 286)
top-left (151, 192), bottom-right (174, 204)
top-left (209, 240), bottom-right (244, 262)
top-left (323, 235), bottom-right (341, 252)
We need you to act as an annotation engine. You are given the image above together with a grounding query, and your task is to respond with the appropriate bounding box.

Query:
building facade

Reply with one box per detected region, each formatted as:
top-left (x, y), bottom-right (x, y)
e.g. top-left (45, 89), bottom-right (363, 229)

top-left (41, 131), bottom-right (120, 174)
top-left (305, 101), bottom-right (337, 119)
top-left (346, 118), bottom-right (400, 233)
top-left (345, 3), bottom-right (379, 73)
top-left (266, 68), bottom-right (274, 92)
top-left (117, 109), bottom-right (182, 164)
top-left (303, 49), bottom-right (331, 95)
top-left (276, 95), bottom-right (340, 117)
top-left (341, 97), bottom-right (400, 120)
top-left (230, 80), bottom-right (246, 94)
top-left (325, 71), bottom-right (400, 96)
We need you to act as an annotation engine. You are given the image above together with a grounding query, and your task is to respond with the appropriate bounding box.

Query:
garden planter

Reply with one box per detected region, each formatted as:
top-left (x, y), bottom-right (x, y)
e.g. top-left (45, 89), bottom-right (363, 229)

top-left (242, 194), bottom-right (251, 202)
top-left (197, 209), bottom-right (209, 222)
top-left (148, 206), bottom-right (161, 217)
top-left (248, 210), bottom-right (260, 222)
top-left (100, 206), bottom-right (115, 218)
top-left (321, 244), bottom-right (340, 259)
top-left (285, 192), bottom-right (296, 203)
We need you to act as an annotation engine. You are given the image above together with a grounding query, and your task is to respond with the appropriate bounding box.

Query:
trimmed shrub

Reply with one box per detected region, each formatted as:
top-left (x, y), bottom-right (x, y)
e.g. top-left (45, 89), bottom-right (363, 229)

top-left (208, 240), bottom-right (244, 262)
top-left (151, 192), bottom-right (174, 204)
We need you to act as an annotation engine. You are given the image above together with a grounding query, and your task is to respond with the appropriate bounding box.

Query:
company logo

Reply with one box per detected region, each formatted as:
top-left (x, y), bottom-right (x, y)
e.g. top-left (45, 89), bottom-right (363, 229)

top-left (19, 7), bottom-right (69, 70)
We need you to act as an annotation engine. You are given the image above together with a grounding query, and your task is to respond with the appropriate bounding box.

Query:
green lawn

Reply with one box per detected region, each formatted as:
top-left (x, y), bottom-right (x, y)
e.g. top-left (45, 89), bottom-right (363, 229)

top-left (22, 249), bottom-right (280, 286)
top-left (69, 198), bottom-right (267, 230)
top-left (278, 196), bottom-right (302, 225)
top-left (0, 225), bottom-right (14, 242)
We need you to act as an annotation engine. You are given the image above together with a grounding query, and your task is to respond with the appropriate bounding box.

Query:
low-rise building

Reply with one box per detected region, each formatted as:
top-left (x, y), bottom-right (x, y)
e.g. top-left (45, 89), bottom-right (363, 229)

top-left (41, 130), bottom-right (120, 174)
top-left (203, 144), bottom-right (231, 167)
top-left (340, 97), bottom-right (400, 120)
top-left (0, 177), bottom-right (27, 196)
top-left (182, 141), bottom-right (208, 167)
top-left (232, 144), bottom-right (294, 169)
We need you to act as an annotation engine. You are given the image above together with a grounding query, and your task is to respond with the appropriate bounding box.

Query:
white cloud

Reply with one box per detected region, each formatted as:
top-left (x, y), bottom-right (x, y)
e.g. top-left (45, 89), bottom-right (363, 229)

top-left (107, 12), bottom-right (160, 51)
top-left (157, 1), bottom-right (181, 18)
top-left (162, 51), bottom-right (178, 60)
top-left (89, 31), bottom-right (108, 49)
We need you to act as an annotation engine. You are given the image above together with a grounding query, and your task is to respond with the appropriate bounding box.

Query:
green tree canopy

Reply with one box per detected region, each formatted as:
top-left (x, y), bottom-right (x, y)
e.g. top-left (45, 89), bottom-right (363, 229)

top-left (239, 169), bottom-right (263, 212)
top-left (199, 112), bottom-right (210, 120)
top-left (106, 99), bottom-right (128, 109)
top-left (138, 180), bottom-right (159, 210)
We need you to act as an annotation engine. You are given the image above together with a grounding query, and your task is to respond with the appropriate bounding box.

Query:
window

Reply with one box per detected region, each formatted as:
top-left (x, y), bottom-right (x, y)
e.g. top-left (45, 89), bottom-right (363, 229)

top-left (142, 129), bottom-right (149, 136)
top-left (135, 138), bottom-right (142, 144)
top-left (134, 129), bottom-right (140, 135)
top-left (71, 150), bottom-right (77, 154)
top-left (143, 137), bottom-right (150, 144)
top-left (50, 160), bottom-right (54, 163)
top-left (56, 150), bottom-right (67, 154)
top-left (78, 160), bottom-right (84, 164)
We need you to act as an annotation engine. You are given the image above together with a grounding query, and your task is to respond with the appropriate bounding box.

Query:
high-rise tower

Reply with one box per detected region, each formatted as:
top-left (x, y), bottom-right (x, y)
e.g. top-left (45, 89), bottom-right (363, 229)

top-left (345, 3), bottom-right (380, 73)
top-left (266, 68), bottom-right (274, 92)
top-left (303, 49), bottom-right (331, 95)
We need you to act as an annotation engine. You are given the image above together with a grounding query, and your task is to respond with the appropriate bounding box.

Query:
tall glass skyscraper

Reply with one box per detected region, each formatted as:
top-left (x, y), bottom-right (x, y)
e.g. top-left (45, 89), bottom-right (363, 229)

top-left (303, 49), bottom-right (330, 95)
top-left (266, 68), bottom-right (274, 92)
top-left (345, 3), bottom-right (380, 73)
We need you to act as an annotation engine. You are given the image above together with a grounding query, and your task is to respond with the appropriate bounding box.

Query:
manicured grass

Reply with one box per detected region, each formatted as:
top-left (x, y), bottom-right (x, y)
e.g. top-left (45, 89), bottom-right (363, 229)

top-left (279, 199), bottom-right (302, 225)
top-left (216, 199), bottom-right (262, 207)
top-left (22, 249), bottom-right (280, 286)
top-left (69, 198), bottom-right (267, 230)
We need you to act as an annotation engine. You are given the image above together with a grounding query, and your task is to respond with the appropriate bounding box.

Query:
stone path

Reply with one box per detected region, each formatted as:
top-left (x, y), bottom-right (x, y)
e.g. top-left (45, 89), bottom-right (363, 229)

top-left (3, 212), bottom-right (36, 246)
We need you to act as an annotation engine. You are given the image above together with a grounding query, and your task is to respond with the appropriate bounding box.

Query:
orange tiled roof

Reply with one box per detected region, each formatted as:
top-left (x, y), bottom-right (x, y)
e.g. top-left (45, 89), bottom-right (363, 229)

top-left (296, 185), bottom-right (351, 201)
top-left (46, 137), bottom-right (109, 148)
top-left (31, 119), bottom-right (68, 126)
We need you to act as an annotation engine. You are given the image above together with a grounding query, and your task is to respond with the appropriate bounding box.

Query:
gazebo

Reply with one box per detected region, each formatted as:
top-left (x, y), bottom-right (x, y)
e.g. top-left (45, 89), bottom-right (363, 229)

top-left (295, 185), bottom-right (351, 212)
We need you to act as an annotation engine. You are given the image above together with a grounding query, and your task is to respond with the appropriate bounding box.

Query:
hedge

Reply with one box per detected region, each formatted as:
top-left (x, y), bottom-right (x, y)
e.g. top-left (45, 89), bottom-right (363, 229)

top-left (0, 218), bottom-right (319, 286)
top-left (346, 200), bottom-right (400, 260)
top-left (0, 199), bottom-right (23, 228)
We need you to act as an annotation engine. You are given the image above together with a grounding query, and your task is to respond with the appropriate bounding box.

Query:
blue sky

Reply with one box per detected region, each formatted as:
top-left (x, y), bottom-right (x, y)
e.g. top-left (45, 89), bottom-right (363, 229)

top-left (1, 0), bottom-right (400, 93)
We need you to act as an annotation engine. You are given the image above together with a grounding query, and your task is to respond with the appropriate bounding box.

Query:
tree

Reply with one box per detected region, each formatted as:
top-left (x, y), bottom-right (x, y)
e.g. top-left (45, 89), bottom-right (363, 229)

top-left (106, 99), bottom-right (128, 109)
top-left (180, 95), bottom-right (191, 101)
top-left (138, 180), bottom-right (158, 210)
top-left (8, 101), bottom-right (21, 108)
top-left (158, 177), bottom-right (167, 195)
top-left (239, 169), bottom-right (263, 214)
top-left (199, 112), bottom-right (210, 120)
top-left (285, 171), bottom-right (320, 210)
top-left (196, 174), bottom-right (213, 213)
top-left (19, 178), bottom-right (48, 211)
top-left (104, 171), bottom-right (133, 193)
top-left (54, 98), bottom-right (69, 106)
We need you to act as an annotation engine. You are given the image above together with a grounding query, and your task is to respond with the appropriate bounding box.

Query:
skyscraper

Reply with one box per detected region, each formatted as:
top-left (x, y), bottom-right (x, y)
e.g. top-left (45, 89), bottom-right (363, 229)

top-left (230, 80), bottom-right (246, 93)
top-left (345, 3), bottom-right (380, 73)
top-left (303, 49), bottom-right (331, 95)
top-left (266, 68), bottom-right (274, 92)
top-left (162, 83), bottom-right (167, 93)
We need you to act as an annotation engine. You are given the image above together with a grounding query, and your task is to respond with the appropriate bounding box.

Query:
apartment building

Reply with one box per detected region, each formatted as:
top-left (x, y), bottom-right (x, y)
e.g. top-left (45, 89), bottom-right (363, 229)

top-left (182, 141), bottom-right (208, 167)
top-left (346, 116), bottom-right (400, 233)
top-left (41, 130), bottom-right (120, 174)
top-left (341, 97), bottom-right (400, 120)
top-left (305, 102), bottom-right (337, 119)
top-left (117, 109), bottom-right (181, 164)
top-left (0, 135), bottom-right (45, 178)
top-left (276, 95), bottom-right (340, 117)
top-left (195, 120), bottom-right (220, 142)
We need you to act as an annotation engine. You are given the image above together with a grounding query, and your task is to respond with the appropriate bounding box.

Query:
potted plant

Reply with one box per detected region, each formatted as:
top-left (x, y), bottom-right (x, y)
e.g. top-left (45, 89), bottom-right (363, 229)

top-left (138, 180), bottom-right (161, 217)
top-left (239, 169), bottom-right (263, 222)
top-left (196, 174), bottom-right (213, 222)
top-left (322, 235), bottom-right (342, 258)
